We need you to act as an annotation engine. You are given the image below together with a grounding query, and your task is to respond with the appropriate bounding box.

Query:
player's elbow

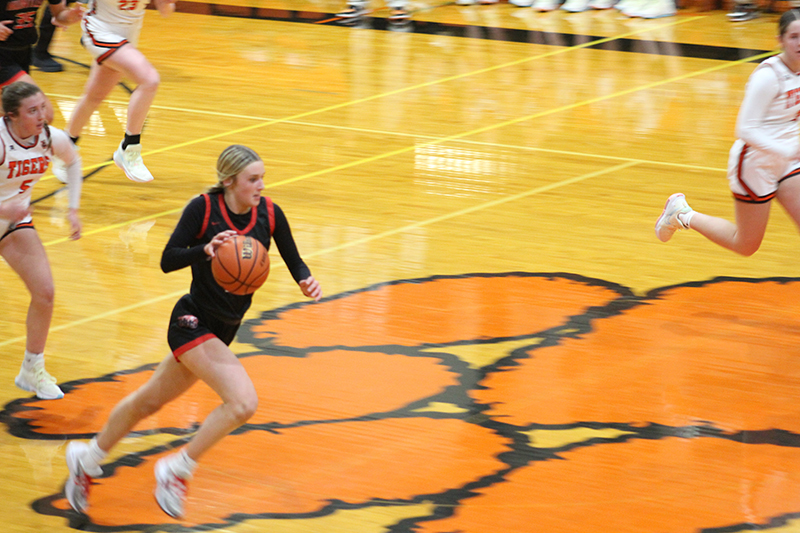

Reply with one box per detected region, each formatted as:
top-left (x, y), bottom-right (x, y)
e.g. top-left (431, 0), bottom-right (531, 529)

top-left (160, 253), bottom-right (173, 273)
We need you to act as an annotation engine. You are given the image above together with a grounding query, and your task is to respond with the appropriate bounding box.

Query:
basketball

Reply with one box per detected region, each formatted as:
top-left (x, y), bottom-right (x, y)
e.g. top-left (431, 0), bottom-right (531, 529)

top-left (211, 235), bottom-right (270, 295)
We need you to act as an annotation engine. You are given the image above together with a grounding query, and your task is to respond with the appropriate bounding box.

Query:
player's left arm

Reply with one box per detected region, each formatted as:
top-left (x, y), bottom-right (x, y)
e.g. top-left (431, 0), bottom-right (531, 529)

top-left (50, 128), bottom-right (82, 239)
top-left (298, 277), bottom-right (322, 301)
top-left (272, 203), bottom-right (322, 301)
top-left (50, 0), bottom-right (84, 27)
top-left (153, 0), bottom-right (176, 16)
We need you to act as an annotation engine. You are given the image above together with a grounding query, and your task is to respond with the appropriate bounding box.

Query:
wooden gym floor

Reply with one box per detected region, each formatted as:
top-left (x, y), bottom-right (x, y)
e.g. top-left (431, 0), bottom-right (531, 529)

top-left (3, 2), bottom-right (800, 532)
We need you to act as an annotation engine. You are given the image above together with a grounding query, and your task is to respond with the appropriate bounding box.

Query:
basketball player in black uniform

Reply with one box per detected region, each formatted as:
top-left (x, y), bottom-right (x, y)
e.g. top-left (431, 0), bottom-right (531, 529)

top-left (64, 144), bottom-right (322, 518)
top-left (0, 0), bottom-right (82, 120)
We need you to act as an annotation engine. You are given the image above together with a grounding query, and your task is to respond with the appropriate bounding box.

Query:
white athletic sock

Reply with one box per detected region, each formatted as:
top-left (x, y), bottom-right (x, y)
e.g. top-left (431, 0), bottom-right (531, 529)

top-left (171, 449), bottom-right (197, 479)
top-left (88, 438), bottom-right (108, 464)
top-left (81, 438), bottom-right (107, 477)
top-left (678, 210), bottom-right (694, 229)
top-left (23, 350), bottom-right (44, 370)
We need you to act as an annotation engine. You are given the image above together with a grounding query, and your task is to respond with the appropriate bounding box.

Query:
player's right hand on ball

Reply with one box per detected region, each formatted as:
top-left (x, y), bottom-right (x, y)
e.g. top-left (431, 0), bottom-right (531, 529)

top-left (204, 230), bottom-right (237, 258)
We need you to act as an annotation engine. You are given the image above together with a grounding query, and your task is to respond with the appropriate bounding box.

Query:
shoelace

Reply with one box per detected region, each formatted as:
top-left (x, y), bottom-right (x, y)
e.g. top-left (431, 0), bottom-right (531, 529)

top-left (124, 147), bottom-right (143, 167)
top-left (30, 366), bottom-right (57, 385)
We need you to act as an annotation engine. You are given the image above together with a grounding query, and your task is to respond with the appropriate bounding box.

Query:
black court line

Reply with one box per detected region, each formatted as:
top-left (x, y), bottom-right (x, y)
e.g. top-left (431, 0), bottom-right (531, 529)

top-left (173, 3), bottom-right (772, 62)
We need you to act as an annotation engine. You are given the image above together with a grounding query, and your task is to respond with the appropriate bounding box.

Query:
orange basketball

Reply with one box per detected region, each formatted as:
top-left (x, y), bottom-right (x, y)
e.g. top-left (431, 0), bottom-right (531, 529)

top-left (211, 235), bottom-right (270, 295)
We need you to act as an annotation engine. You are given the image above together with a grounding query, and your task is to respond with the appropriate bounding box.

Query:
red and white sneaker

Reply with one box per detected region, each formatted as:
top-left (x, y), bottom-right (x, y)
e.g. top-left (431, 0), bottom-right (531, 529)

top-left (155, 455), bottom-right (191, 518)
top-left (65, 442), bottom-right (101, 513)
top-left (655, 193), bottom-right (692, 242)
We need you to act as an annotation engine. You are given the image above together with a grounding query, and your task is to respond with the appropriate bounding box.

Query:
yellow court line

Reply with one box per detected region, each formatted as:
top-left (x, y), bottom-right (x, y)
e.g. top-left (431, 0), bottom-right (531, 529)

top-left (91, 105), bottom-right (728, 173)
top-left (303, 160), bottom-right (639, 258)
top-left (139, 17), bottom-right (708, 157)
top-left (260, 49), bottom-right (775, 190)
top-left (227, 120), bottom-right (727, 173)
top-left (40, 46), bottom-right (770, 246)
top-left (37, 16), bottom-right (708, 186)
top-left (42, 209), bottom-right (186, 246)
top-left (0, 291), bottom-right (186, 349)
top-left (0, 161), bottom-right (637, 348)
top-left (42, 14), bottom-right (703, 175)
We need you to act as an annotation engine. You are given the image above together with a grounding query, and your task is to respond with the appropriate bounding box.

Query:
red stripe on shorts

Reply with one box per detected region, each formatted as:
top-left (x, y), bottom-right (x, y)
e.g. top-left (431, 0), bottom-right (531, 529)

top-left (172, 333), bottom-right (215, 362)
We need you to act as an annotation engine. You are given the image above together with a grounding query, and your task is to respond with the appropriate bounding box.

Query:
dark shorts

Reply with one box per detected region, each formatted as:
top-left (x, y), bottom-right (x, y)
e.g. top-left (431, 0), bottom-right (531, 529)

top-left (167, 294), bottom-right (240, 362)
top-left (0, 46), bottom-right (31, 86)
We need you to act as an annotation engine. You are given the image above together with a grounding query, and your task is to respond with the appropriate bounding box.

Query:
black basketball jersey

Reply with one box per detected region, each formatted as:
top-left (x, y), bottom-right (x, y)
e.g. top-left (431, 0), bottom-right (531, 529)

top-left (162, 191), bottom-right (311, 325)
top-left (0, 0), bottom-right (59, 48)
top-left (177, 193), bottom-right (274, 324)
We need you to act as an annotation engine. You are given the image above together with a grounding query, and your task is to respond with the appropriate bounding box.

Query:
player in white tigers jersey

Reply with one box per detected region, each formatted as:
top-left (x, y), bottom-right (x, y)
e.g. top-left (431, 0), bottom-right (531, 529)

top-left (0, 82), bottom-right (82, 400)
top-left (85, 0), bottom-right (149, 26)
top-left (655, 9), bottom-right (800, 256)
top-left (0, 108), bottom-right (82, 226)
top-left (53, 0), bottom-right (174, 184)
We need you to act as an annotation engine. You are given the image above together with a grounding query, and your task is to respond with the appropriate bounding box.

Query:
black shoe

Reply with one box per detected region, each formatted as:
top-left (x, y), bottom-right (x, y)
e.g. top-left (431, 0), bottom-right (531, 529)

top-left (32, 54), bottom-right (63, 72)
top-left (727, 3), bottom-right (757, 21)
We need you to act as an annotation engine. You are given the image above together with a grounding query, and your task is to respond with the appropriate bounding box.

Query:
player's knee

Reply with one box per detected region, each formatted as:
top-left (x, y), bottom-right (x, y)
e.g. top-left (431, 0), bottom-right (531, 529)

top-left (32, 281), bottom-right (55, 308)
top-left (737, 237), bottom-right (762, 256)
top-left (131, 391), bottom-right (164, 418)
top-left (229, 394), bottom-right (258, 424)
top-left (734, 240), bottom-right (760, 256)
top-left (85, 92), bottom-right (107, 108)
top-left (139, 69), bottom-right (160, 92)
top-left (739, 245), bottom-right (759, 257)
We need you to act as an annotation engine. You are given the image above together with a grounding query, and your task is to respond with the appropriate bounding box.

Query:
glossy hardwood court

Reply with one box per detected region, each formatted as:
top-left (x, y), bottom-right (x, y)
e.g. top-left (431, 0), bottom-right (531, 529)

top-left (3, 2), bottom-right (800, 532)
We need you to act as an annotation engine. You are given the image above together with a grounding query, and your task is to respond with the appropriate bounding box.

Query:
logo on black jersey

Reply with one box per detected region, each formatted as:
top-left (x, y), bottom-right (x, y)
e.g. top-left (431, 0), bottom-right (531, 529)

top-left (242, 238), bottom-right (254, 260)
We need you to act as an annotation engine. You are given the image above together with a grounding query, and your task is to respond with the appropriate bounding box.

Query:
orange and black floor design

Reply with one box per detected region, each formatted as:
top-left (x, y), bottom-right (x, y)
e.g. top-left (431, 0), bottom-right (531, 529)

top-left (4, 272), bottom-right (800, 532)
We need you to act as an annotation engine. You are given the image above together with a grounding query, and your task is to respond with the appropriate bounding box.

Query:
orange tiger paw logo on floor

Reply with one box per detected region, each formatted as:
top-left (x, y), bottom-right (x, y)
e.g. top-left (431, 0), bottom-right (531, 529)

top-left (4, 273), bottom-right (800, 532)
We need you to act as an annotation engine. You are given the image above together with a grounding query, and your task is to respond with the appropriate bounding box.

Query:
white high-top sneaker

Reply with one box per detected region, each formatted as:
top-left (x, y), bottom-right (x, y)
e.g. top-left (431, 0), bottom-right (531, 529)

top-left (532, 0), bottom-right (559, 11)
top-left (636, 0), bottom-right (676, 18)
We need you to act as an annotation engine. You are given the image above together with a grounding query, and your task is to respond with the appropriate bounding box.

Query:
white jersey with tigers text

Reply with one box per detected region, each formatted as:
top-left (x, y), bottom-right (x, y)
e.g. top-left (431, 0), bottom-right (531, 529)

top-left (85, 0), bottom-right (150, 26)
top-left (0, 117), bottom-right (53, 206)
top-left (736, 55), bottom-right (800, 160)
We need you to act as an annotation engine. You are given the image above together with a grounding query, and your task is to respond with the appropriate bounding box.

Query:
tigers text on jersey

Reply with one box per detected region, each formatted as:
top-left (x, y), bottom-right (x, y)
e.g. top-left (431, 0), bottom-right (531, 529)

top-left (0, 117), bottom-right (52, 205)
top-left (85, 0), bottom-right (150, 26)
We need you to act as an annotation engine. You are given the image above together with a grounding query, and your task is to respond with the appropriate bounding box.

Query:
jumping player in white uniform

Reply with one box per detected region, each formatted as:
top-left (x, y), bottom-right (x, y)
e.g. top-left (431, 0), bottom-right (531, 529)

top-left (0, 81), bottom-right (82, 400)
top-left (56, 0), bottom-right (175, 183)
top-left (655, 9), bottom-right (800, 255)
